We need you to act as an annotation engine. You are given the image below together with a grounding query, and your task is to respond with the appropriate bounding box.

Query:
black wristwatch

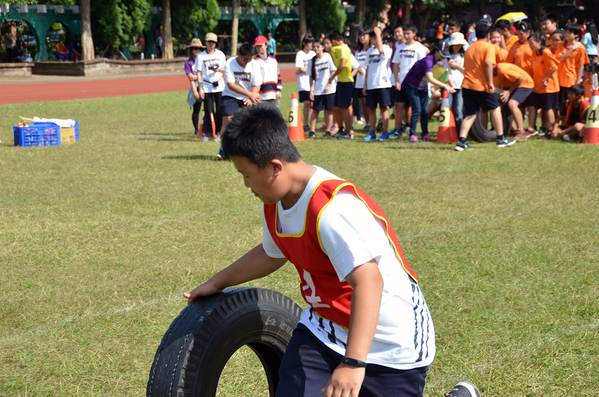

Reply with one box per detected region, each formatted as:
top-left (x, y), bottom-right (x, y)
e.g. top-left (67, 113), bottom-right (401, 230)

top-left (342, 357), bottom-right (367, 368)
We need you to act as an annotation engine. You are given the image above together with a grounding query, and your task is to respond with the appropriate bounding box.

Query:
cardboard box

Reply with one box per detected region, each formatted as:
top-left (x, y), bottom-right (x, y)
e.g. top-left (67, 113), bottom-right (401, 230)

top-left (60, 127), bottom-right (76, 144)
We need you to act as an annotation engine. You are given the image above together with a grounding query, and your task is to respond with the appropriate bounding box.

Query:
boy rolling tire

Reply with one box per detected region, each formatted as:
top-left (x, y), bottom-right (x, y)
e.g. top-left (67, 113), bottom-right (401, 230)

top-left (147, 287), bottom-right (302, 397)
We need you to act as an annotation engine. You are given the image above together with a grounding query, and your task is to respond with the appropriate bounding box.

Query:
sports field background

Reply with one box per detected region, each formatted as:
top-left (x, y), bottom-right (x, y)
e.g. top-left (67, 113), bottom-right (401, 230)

top-left (1, 82), bottom-right (598, 396)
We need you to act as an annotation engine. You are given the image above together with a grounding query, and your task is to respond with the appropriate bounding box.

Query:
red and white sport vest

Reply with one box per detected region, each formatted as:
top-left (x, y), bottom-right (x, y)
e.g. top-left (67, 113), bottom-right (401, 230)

top-left (263, 179), bottom-right (418, 329)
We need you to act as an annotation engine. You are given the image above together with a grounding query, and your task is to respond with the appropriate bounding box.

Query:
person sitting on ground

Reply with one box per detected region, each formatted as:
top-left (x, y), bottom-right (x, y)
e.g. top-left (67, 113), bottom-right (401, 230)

top-left (550, 83), bottom-right (590, 141)
top-left (56, 39), bottom-right (68, 61)
top-left (184, 103), bottom-right (482, 397)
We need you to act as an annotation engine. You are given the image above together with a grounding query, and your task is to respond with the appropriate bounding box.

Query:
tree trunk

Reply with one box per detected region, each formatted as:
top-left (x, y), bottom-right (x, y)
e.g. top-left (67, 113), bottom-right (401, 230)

top-left (418, 6), bottom-right (432, 37)
top-left (162, 0), bottom-right (174, 59)
top-left (231, 0), bottom-right (241, 57)
top-left (80, 0), bottom-right (94, 60)
top-left (402, 0), bottom-right (411, 24)
top-left (299, 0), bottom-right (307, 46)
top-left (356, 0), bottom-right (366, 27)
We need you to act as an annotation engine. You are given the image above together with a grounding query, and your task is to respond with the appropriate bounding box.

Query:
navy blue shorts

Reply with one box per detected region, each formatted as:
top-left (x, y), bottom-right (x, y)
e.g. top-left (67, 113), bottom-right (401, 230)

top-left (298, 90), bottom-right (311, 103)
top-left (558, 86), bottom-right (569, 105)
top-left (313, 93), bottom-right (335, 111)
top-left (354, 87), bottom-right (365, 99)
top-left (334, 82), bottom-right (354, 107)
top-left (463, 88), bottom-right (500, 116)
top-left (395, 87), bottom-right (409, 103)
top-left (221, 96), bottom-right (245, 117)
top-left (276, 324), bottom-right (428, 397)
top-left (529, 92), bottom-right (560, 111)
top-left (366, 88), bottom-right (392, 108)
top-left (389, 87), bottom-right (396, 103)
top-left (510, 87), bottom-right (533, 105)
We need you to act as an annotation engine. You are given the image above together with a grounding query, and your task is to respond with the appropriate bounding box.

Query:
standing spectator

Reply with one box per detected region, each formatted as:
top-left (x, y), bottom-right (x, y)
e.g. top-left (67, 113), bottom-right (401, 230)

top-left (441, 32), bottom-right (467, 133)
top-left (308, 40), bottom-right (337, 137)
top-left (295, 35), bottom-right (315, 133)
top-left (467, 22), bottom-right (477, 45)
top-left (557, 23), bottom-right (589, 121)
top-left (267, 33), bottom-right (277, 57)
top-left (392, 24), bottom-right (428, 142)
top-left (455, 23), bottom-right (515, 150)
top-left (329, 30), bottom-right (355, 139)
top-left (254, 35), bottom-right (282, 107)
top-left (507, 22), bottom-right (533, 76)
top-left (541, 14), bottom-right (559, 47)
top-left (186, 38), bottom-right (204, 137)
top-left (496, 19), bottom-right (518, 50)
top-left (354, 29), bottom-right (371, 131)
top-left (479, 14), bottom-right (493, 27)
top-left (389, 23), bottom-right (407, 136)
top-left (4, 23), bottom-right (16, 62)
top-left (155, 29), bottom-right (163, 58)
top-left (362, 26), bottom-right (393, 141)
top-left (197, 33), bottom-right (226, 141)
top-left (582, 21), bottom-right (598, 63)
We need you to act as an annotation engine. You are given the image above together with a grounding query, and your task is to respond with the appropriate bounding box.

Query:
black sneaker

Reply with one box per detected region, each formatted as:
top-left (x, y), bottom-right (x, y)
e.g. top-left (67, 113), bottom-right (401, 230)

top-left (496, 137), bottom-right (516, 148)
top-left (308, 131), bottom-right (315, 138)
top-left (444, 381), bottom-right (482, 397)
top-left (454, 141), bottom-right (472, 151)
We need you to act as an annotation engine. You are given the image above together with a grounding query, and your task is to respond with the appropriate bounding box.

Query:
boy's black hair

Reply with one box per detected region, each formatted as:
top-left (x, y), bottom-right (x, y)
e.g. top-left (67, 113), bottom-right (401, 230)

top-left (515, 21), bottom-right (531, 32)
top-left (541, 14), bottom-right (558, 24)
top-left (393, 23), bottom-right (403, 31)
top-left (569, 83), bottom-right (585, 97)
top-left (475, 23), bottom-right (492, 39)
top-left (403, 23), bottom-right (418, 35)
top-left (301, 34), bottom-right (315, 49)
top-left (329, 31), bottom-right (343, 42)
top-left (551, 29), bottom-right (565, 40)
top-left (495, 19), bottom-right (511, 30)
top-left (238, 42), bottom-right (256, 56)
top-left (529, 31), bottom-right (546, 55)
top-left (447, 18), bottom-right (461, 28)
top-left (565, 23), bottom-right (582, 39)
top-left (583, 63), bottom-right (596, 74)
top-left (222, 104), bottom-right (301, 169)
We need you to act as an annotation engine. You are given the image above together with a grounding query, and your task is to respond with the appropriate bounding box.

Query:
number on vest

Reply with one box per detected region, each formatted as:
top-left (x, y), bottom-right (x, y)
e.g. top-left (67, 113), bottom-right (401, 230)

top-left (301, 270), bottom-right (330, 308)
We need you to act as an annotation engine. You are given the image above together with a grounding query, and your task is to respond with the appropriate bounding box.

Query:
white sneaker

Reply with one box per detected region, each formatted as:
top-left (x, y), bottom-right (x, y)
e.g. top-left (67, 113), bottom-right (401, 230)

top-left (444, 381), bottom-right (481, 397)
top-left (214, 135), bottom-right (221, 143)
top-left (201, 137), bottom-right (209, 142)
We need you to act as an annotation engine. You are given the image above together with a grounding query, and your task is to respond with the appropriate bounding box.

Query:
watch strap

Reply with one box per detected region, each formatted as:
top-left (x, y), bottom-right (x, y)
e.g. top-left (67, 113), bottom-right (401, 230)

top-left (341, 357), bottom-right (367, 368)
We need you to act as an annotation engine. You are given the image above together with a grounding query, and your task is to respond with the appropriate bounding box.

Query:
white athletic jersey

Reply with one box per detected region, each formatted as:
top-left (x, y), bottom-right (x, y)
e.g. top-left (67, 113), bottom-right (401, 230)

top-left (223, 57), bottom-right (262, 101)
top-left (366, 44), bottom-right (393, 90)
top-left (262, 166), bottom-right (436, 370)
top-left (308, 53), bottom-right (337, 96)
top-left (438, 53), bottom-right (464, 89)
top-left (255, 54), bottom-right (281, 101)
top-left (195, 49), bottom-right (226, 93)
top-left (392, 42), bottom-right (428, 84)
top-left (296, 50), bottom-right (316, 92)
top-left (354, 49), bottom-right (369, 89)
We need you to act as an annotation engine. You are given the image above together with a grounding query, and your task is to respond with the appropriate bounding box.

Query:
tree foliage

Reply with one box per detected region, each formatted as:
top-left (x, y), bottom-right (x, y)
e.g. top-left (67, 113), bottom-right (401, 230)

top-left (91, 0), bottom-right (152, 48)
top-left (171, 0), bottom-right (220, 42)
top-left (306, 0), bottom-right (347, 35)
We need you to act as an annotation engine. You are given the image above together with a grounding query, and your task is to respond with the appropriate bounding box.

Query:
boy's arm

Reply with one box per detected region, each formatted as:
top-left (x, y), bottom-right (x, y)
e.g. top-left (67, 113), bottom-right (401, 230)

top-left (558, 41), bottom-right (582, 62)
top-left (328, 49), bottom-right (347, 83)
top-left (321, 259), bottom-right (383, 397)
top-left (184, 244), bottom-right (287, 304)
top-left (485, 61), bottom-right (495, 93)
top-left (425, 71), bottom-right (455, 93)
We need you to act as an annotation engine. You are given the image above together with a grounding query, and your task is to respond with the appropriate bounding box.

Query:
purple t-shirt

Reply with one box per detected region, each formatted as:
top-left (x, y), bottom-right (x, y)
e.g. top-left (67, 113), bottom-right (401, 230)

top-left (402, 54), bottom-right (434, 90)
top-left (184, 57), bottom-right (196, 74)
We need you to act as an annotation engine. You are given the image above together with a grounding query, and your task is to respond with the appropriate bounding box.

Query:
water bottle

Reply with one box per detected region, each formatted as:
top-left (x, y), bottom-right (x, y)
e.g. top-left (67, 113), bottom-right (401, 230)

top-left (151, 54), bottom-right (155, 60)
top-left (141, 52), bottom-right (144, 60)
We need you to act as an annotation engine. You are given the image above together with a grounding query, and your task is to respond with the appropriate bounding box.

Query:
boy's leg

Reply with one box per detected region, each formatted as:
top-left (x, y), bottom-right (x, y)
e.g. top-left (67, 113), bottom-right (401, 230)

top-left (490, 106), bottom-right (504, 137)
top-left (507, 99), bottom-right (524, 130)
top-left (405, 86), bottom-right (420, 140)
top-left (418, 89), bottom-right (430, 139)
top-left (310, 109), bottom-right (319, 133)
top-left (214, 92), bottom-right (223, 135)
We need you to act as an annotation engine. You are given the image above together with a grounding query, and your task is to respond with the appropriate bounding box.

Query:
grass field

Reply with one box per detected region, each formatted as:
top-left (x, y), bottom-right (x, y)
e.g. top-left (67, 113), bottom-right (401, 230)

top-left (1, 83), bottom-right (598, 397)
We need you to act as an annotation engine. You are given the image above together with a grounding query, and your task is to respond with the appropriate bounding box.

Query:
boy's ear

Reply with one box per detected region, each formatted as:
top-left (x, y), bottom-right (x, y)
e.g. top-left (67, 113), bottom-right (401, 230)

top-left (270, 159), bottom-right (284, 176)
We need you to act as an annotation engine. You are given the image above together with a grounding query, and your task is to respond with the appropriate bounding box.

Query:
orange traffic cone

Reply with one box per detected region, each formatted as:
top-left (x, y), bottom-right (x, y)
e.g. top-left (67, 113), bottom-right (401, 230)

top-left (197, 124), bottom-right (202, 138)
top-left (210, 112), bottom-right (218, 139)
top-left (436, 90), bottom-right (458, 143)
top-left (288, 92), bottom-right (306, 141)
top-left (583, 87), bottom-right (599, 144)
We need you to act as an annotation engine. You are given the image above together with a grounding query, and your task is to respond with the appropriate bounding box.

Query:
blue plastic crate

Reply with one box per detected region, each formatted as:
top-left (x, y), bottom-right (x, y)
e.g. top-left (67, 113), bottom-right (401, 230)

top-left (13, 123), bottom-right (61, 147)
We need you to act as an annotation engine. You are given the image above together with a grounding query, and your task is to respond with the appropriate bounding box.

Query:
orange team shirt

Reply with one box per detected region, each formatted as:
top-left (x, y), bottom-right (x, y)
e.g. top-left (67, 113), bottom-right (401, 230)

top-left (531, 48), bottom-right (560, 93)
top-left (462, 40), bottom-right (497, 92)
top-left (495, 46), bottom-right (508, 62)
top-left (493, 63), bottom-right (534, 90)
top-left (506, 35), bottom-right (518, 49)
top-left (506, 41), bottom-right (533, 76)
top-left (557, 44), bottom-right (590, 88)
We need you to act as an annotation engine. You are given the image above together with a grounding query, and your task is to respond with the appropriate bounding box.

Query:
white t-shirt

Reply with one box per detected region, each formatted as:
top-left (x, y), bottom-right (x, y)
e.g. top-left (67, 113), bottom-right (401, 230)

top-left (262, 167), bottom-right (436, 370)
top-left (438, 53), bottom-right (464, 89)
top-left (354, 49), bottom-right (369, 89)
top-left (195, 49), bottom-right (226, 93)
top-left (296, 50), bottom-right (316, 92)
top-left (308, 53), bottom-right (337, 96)
top-left (392, 42), bottom-right (428, 84)
top-left (366, 44), bottom-right (393, 90)
top-left (223, 57), bottom-right (263, 100)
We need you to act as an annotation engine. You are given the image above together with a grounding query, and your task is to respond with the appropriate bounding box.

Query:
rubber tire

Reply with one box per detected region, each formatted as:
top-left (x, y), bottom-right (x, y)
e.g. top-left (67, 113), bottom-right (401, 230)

top-left (146, 287), bottom-right (302, 397)
top-left (468, 89), bottom-right (514, 142)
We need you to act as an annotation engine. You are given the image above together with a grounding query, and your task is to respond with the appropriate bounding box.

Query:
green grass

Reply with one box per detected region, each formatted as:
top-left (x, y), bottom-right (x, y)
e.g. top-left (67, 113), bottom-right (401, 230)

top-left (1, 83), bottom-right (598, 396)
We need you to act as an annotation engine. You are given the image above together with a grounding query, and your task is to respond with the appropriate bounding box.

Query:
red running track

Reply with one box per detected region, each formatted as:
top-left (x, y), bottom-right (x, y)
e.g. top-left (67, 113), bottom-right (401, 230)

top-left (0, 68), bottom-right (298, 105)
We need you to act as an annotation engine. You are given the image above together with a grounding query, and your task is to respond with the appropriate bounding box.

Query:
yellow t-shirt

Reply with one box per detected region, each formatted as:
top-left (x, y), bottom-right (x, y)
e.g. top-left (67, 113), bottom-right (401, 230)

top-left (331, 44), bottom-right (354, 83)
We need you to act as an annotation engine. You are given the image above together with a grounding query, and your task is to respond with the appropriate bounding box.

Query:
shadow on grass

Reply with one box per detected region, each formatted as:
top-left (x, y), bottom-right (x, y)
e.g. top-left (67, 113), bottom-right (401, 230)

top-left (384, 144), bottom-right (454, 150)
top-left (163, 155), bottom-right (222, 161)
top-left (137, 132), bottom-right (200, 142)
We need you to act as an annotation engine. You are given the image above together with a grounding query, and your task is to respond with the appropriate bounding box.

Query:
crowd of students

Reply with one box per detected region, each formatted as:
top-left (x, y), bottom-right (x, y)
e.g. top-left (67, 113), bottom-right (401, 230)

top-left (295, 14), bottom-right (598, 149)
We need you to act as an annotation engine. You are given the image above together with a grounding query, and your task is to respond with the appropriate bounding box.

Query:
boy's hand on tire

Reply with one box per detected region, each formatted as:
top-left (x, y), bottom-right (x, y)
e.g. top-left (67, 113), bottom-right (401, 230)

top-left (183, 282), bottom-right (222, 304)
